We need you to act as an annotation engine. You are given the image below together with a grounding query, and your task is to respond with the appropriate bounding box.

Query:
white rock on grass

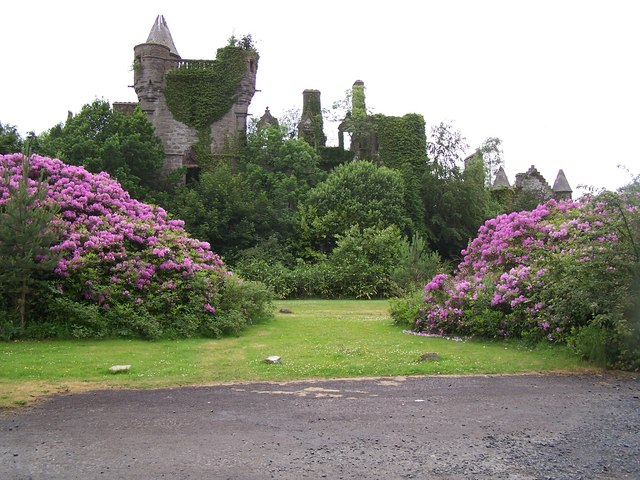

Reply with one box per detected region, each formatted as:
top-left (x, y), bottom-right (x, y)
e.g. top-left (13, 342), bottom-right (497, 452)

top-left (264, 356), bottom-right (281, 364)
top-left (109, 365), bottom-right (131, 374)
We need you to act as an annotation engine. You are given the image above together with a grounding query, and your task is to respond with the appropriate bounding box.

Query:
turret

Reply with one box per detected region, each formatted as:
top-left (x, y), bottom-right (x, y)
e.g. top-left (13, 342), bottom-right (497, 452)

top-left (552, 169), bottom-right (572, 200)
top-left (492, 166), bottom-right (511, 188)
top-left (232, 49), bottom-right (259, 136)
top-left (133, 15), bottom-right (181, 114)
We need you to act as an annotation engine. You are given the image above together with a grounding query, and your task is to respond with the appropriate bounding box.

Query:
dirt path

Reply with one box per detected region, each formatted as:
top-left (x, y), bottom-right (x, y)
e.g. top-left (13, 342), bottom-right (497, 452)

top-left (1, 374), bottom-right (639, 479)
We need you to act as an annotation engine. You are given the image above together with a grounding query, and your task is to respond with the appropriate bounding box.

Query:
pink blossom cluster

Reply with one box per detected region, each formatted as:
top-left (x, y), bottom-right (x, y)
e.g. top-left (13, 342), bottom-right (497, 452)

top-left (0, 154), bottom-right (226, 317)
top-left (416, 196), bottom-right (634, 341)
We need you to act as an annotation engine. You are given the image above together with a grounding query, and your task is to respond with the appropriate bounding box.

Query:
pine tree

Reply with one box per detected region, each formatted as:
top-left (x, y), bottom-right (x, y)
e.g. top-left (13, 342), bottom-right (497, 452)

top-left (0, 154), bottom-right (60, 332)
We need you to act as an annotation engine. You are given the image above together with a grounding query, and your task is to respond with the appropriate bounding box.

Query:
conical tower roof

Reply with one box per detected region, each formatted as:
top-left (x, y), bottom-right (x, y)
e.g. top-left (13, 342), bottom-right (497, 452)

top-left (146, 15), bottom-right (180, 57)
top-left (552, 169), bottom-right (572, 193)
top-left (492, 166), bottom-right (511, 188)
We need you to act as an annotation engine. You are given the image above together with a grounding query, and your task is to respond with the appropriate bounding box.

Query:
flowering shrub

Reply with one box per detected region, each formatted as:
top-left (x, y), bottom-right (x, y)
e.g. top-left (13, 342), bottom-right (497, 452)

top-left (0, 154), bottom-right (273, 339)
top-left (411, 191), bottom-right (640, 368)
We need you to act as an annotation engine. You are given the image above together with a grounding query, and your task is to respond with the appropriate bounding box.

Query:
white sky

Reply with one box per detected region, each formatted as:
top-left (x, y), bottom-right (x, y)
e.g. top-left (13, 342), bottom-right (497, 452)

top-left (3, 0), bottom-right (639, 194)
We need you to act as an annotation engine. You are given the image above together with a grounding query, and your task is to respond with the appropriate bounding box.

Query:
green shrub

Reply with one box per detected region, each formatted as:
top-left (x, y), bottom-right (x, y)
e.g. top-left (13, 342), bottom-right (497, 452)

top-left (391, 233), bottom-right (445, 295)
top-left (218, 275), bottom-right (275, 326)
top-left (48, 296), bottom-right (108, 338)
top-left (568, 324), bottom-right (620, 367)
top-left (324, 225), bottom-right (403, 298)
top-left (389, 289), bottom-right (425, 327)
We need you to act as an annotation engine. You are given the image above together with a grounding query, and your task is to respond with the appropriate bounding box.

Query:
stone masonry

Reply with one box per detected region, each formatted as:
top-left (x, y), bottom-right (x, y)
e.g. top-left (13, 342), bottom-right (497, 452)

top-left (125, 15), bottom-right (258, 173)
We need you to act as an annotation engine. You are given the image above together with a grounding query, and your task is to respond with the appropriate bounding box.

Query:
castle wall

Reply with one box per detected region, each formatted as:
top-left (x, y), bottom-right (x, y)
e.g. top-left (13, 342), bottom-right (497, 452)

top-left (209, 53), bottom-right (257, 153)
top-left (132, 39), bottom-right (256, 172)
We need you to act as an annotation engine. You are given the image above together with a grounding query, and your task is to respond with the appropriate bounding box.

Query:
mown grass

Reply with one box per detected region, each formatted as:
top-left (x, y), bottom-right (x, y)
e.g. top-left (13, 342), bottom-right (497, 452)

top-left (0, 300), bottom-right (596, 408)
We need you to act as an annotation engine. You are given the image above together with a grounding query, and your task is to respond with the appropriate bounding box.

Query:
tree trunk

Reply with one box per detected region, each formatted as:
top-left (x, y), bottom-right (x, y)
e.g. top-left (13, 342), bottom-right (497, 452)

top-left (19, 279), bottom-right (27, 332)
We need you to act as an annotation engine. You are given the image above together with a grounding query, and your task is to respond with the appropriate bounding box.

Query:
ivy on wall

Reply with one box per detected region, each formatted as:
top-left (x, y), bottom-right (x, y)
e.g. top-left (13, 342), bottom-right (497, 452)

top-left (318, 146), bottom-right (354, 171)
top-left (165, 46), bottom-right (253, 130)
top-left (372, 113), bottom-right (427, 170)
top-left (351, 83), bottom-right (367, 121)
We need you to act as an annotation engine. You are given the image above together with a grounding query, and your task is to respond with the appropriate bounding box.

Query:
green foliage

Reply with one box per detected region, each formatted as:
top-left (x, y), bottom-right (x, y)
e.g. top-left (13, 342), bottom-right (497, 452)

top-left (373, 113), bottom-right (428, 170)
top-left (163, 127), bottom-right (326, 261)
top-left (372, 114), bottom-right (429, 236)
top-left (317, 146), bottom-right (354, 170)
top-left (227, 33), bottom-right (256, 50)
top-left (46, 296), bottom-right (108, 339)
top-left (199, 274), bottom-right (275, 338)
top-left (0, 156), bottom-right (60, 332)
top-left (427, 121), bottom-right (469, 176)
top-left (472, 136), bottom-right (504, 187)
top-left (0, 122), bottom-right (23, 154)
top-left (511, 185), bottom-right (552, 212)
top-left (568, 324), bottom-right (622, 368)
top-left (299, 160), bottom-right (413, 253)
top-left (165, 46), bottom-right (254, 130)
top-left (489, 186), bottom-right (515, 215)
top-left (552, 188), bottom-right (640, 368)
top-left (218, 276), bottom-right (275, 326)
top-left (325, 225), bottom-right (404, 298)
top-left (389, 289), bottom-right (427, 327)
top-left (351, 82), bottom-right (367, 121)
top-left (422, 154), bottom-right (491, 259)
top-left (34, 99), bottom-right (165, 200)
top-left (391, 233), bottom-right (445, 295)
top-left (237, 226), bottom-right (413, 299)
top-left (158, 162), bottom-right (258, 260)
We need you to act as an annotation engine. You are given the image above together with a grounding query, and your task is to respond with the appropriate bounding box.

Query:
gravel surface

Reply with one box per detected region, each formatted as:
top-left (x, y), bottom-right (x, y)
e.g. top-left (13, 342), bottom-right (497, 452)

top-left (1, 374), bottom-right (639, 479)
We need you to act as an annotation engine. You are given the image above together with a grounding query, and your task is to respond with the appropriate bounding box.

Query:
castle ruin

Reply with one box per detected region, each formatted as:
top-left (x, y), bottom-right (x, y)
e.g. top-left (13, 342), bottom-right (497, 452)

top-left (493, 165), bottom-right (572, 201)
top-left (118, 15), bottom-right (571, 202)
top-left (115, 15), bottom-right (258, 173)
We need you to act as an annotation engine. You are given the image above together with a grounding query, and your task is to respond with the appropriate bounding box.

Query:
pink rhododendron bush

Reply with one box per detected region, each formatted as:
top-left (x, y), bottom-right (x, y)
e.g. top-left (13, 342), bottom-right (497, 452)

top-left (404, 191), bottom-right (640, 368)
top-left (0, 154), bottom-right (273, 339)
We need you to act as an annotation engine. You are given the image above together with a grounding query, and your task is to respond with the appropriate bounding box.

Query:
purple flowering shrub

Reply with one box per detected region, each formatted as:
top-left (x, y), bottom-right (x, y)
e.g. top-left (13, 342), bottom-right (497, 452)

top-left (413, 192), bottom-right (639, 366)
top-left (0, 154), bottom-right (273, 339)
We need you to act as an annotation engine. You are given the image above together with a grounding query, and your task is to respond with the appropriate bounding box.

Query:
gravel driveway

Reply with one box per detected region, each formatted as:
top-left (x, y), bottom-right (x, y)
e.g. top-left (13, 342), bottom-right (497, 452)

top-left (1, 374), bottom-right (639, 479)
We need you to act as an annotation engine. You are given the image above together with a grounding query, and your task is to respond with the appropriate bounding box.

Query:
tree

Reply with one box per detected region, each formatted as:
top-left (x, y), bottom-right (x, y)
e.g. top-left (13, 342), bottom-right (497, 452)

top-left (158, 162), bottom-right (259, 261)
top-left (422, 154), bottom-right (491, 259)
top-left (34, 99), bottom-right (165, 200)
top-left (0, 122), bottom-right (23, 154)
top-left (0, 155), bottom-right (60, 332)
top-left (427, 121), bottom-right (469, 177)
top-left (298, 160), bottom-right (413, 254)
top-left (325, 225), bottom-right (404, 298)
top-left (475, 137), bottom-right (504, 187)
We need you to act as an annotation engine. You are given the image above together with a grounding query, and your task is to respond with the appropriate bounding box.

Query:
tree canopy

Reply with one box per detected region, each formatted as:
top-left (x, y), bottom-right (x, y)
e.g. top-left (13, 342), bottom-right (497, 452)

top-left (299, 160), bottom-right (413, 254)
top-left (34, 99), bottom-right (165, 200)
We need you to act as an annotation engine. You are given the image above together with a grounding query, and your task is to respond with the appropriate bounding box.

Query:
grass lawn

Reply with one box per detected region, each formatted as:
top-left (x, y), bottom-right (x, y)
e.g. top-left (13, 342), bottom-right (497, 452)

top-left (0, 299), bottom-right (596, 408)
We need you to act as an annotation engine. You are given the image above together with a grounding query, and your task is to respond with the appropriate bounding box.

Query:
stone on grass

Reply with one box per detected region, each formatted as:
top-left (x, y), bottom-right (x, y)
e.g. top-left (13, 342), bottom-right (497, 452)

top-left (279, 308), bottom-right (293, 314)
top-left (264, 356), bottom-right (281, 364)
top-left (109, 365), bottom-right (131, 374)
top-left (419, 352), bottom-right (439, 362)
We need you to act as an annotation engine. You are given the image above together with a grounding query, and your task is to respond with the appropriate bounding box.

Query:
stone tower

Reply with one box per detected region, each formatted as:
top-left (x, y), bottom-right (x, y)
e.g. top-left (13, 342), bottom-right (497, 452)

top-left (338, 80), bottom-right (376, 160)
top-left (132, 15), bottom-right (258, 172)
top-left (297, 89), bottom-right (326, 147)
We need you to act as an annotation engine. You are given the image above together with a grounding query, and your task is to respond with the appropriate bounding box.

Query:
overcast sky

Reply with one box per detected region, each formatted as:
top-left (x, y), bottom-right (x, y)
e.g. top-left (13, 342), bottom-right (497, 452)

top-left (3, 0), bottom-right (639, 194)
